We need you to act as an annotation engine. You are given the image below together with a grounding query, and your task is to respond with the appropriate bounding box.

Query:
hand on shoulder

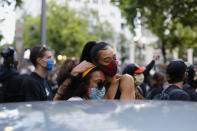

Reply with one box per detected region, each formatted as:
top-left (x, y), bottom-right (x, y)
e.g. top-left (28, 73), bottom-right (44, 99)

top-left (71, 60), bottom-right (95, 76)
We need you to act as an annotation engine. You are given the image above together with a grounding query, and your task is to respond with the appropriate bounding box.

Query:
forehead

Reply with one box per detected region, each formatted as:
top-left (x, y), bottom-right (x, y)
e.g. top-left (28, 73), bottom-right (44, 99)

top-left (98, 46), bottom-right (115, 58)
top-left (43, 50), bottom-right (52, 58)
top-left (90, 71), bottom-right (106, 80)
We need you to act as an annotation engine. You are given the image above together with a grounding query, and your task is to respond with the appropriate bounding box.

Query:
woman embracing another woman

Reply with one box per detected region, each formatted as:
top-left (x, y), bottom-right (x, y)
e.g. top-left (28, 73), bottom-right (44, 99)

top-left (54, 41), bottom-right (135, 100)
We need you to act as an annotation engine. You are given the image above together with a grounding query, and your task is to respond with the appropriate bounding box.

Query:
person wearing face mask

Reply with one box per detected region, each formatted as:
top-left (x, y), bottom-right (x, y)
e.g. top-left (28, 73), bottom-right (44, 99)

top-left (57, 66), bottom-right (106, 101)
top-left (21, 45), bottom-right (54, 101)
top-left (55, 41), bottom-right (135, 101)
top-left (79, 41), bottom-right (135, 100)
top-left (122, 64), bottom-right (146, 99)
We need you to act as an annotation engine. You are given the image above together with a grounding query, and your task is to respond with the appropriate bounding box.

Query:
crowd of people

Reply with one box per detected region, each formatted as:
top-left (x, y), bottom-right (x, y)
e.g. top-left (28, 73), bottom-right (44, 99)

top-left (0, 41), bottom-right (197, 103)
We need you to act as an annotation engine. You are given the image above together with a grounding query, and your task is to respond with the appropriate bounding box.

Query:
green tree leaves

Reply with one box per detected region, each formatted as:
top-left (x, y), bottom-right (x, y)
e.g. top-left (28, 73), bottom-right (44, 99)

top-left (111, 0), bottom-right (197, 63)
top-left (23, 1), bottom-right (114, 58)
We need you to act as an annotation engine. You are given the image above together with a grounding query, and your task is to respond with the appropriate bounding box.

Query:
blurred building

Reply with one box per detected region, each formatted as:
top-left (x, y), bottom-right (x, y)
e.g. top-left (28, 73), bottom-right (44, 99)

top-left (58, 0), bottom-right (131, 37)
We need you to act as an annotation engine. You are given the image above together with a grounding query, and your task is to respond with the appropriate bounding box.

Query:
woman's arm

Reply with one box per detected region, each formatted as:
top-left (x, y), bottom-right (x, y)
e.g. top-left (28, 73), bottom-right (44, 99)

top-left (53, 78), bottom-right (72, 100)
top-left (103, 75), bottom-right (121, 99)
top-left (53, 61), bottom-right (94, 101)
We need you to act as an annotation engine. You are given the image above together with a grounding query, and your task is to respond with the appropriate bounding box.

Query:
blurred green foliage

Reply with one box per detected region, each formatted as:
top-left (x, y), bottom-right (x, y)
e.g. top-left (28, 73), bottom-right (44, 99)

top-left (111, 0), bottom-right (197, 63)
top-left (117, 33), bottom-right (129, 64)
top-left (0, 34), bottom-right (3, 42)
top-left (23, 0), bottom-right (115, 58)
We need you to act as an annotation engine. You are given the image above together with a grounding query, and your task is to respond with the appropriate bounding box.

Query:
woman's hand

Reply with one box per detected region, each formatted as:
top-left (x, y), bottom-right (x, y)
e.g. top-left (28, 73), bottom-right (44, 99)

top-left (111, 74), bottom-right (121, 86)
top-left (104, 74), bottom-right (121, 99)
top-left (54, 61), bottom-right (94, 101)
top-left (71, 60), bottom-right (95, 76)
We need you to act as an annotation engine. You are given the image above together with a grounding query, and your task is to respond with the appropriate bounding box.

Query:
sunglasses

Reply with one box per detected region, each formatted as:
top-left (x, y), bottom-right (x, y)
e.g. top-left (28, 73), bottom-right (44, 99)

top-left (95, 81), bottom-right (106, 89)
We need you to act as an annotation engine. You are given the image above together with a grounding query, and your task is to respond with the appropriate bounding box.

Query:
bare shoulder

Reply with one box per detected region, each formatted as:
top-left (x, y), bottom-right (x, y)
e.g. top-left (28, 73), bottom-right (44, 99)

top-left (120, 74), bottom-right (134, 81)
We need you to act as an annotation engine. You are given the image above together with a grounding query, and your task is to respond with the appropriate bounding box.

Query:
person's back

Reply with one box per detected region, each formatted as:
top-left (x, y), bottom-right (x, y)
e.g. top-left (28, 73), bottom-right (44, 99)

top-left (163, 85), bottom-right (190, 100)
top-left (182, 64), bottom-right (197, 101)
top-left (0, 47), bottom-right (25, 102)
top-left (164, 60), bottom-right (190, 101)
top-left (147, 86), bottom-right (163, 100)
top-left (183, 83), bottom-right (197, 101)
top-left (0, 65), bottom-right (25, 102)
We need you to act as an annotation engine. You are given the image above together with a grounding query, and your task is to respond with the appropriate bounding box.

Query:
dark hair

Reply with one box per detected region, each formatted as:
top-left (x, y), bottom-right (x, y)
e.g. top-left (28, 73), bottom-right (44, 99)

top-left (80, 41), bottom-right (96, 62)
top-left (63, 67), bottom-right (101, 100)
top-left (80, 41), bottom-right (110, 63)
top-left (167, 60), bottom-right (187, 83)
top-left (56, 58), bottom-right (79, 86)
top-left (151, 72), bottom-right (166, 88)
top-left (30, 45), bottom-right (50, 67)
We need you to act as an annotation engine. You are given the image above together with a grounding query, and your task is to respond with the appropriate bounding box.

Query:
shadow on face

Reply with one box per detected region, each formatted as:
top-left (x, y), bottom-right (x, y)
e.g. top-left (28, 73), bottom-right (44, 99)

top-left (97, 46), bottom-right (116, 66)
top-left (89, 71), bottom-right (106, 89)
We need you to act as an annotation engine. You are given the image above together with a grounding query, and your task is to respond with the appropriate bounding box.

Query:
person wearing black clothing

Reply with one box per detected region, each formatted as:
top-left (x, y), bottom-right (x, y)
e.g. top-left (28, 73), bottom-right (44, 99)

top-left (23, 72), bottom-right (53, 101)
top-left (164, 85), bottom-right (190, 100)
top-left (147, 87), bottom-right (163, 100)
top-left (164, 60), bottom-right (190, 101)
top-left (140, 55), bottom-right (160, 97)
top-left (185, 64), bottom-right (196, 88)
top-left (0, 47), bottom-right (25, 102)
top-left (147, 72), bottom-right (166, 100)
top-left (182, 64), bottom-right (197, 101)
top-left (21, 46), bottom-right (54, 101)
top-left (183, 84), bottom-right (197, 101)
top-left (0, 65), bottom-right (25, 102)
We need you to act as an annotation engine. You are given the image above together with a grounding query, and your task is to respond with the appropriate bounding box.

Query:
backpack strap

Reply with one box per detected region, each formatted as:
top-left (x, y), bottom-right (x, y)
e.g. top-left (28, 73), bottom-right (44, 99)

top-left (162, 85), bottom-right (183, 100)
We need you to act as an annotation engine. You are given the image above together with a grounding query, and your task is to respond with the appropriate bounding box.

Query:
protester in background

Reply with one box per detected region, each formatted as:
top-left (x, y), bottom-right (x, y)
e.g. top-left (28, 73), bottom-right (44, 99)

top-left (184, 64), bottom-right (196, 89)
top-left (56, 58), bottom-right (79, 87)
top-left (47, 71), bottom-right (58, 95)
top-left (0, 47), bottom-right (25, 102)
top-left (53, 58), bottom-right (79, 100)
top-left (163, 60), bottom-right (190, 101)
top-left (147, 72), bottom-right (166, 99)
top-left (122, 64), bottom-right (145, 100)
top-left (139, 55), bottom-right (160, 97)
top-left (183, 64), bottom-right (197, 101)
top-left (21, 45), bottom-right (54, 101)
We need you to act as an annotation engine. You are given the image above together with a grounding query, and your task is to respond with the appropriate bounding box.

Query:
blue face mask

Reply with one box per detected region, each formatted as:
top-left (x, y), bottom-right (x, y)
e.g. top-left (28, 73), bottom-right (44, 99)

top-left (44, 59), bottom-right (54, 71)
top-left (88, 87), bottom-right (106, 100)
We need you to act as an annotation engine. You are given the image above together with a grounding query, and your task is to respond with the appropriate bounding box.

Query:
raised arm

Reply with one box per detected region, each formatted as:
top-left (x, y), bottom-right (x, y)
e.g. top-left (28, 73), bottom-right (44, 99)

top-left (53, 61), bottom-right (94, 100)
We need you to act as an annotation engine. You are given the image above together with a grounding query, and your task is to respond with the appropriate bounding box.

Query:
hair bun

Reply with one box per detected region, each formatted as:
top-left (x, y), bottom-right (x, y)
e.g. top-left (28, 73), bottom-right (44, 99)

top-left (80, 41), bottom-right (97, 62)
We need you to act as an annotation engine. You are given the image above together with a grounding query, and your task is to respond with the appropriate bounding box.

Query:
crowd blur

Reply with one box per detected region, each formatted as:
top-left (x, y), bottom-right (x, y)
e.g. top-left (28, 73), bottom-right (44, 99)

top-left (0, 41), bottom-right (197, 103)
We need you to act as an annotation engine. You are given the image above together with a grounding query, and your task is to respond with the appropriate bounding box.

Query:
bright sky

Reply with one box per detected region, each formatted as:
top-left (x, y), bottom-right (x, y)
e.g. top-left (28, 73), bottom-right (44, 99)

top-left (0, 2), bottom-right (16, 45)
top-left (0, 0), bottom-right (41, 46)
